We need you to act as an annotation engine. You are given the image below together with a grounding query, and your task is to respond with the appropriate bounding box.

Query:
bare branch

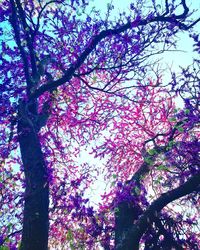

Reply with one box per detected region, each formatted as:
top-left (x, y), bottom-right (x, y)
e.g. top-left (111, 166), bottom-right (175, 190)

top-left (15, 0), bottom-right (37, 81)
top-left (10, 0), bottom-right (31, 87)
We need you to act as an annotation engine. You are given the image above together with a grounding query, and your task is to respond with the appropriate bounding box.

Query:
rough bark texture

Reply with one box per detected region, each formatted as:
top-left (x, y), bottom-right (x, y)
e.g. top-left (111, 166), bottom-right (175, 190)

top-left (18, 114), bottom-right (49, 250)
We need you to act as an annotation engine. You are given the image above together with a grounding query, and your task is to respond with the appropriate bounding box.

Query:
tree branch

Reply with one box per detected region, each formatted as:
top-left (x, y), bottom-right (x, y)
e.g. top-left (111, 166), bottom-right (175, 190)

top-left (10, 0), bottom-right (31, 87)
top-left (30, 1), bottom-right (199, 100)
top-left (15, 0), bottom-right (37, 80)
top-left (118, 172), bottom-right (200, 249)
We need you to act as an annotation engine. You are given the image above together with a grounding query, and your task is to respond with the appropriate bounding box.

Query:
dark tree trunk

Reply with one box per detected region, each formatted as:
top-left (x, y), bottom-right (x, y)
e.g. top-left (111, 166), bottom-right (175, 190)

top-left (115, 202), bottom-right (142, 250)
top-left (18, 116), bottom-right (49, 250)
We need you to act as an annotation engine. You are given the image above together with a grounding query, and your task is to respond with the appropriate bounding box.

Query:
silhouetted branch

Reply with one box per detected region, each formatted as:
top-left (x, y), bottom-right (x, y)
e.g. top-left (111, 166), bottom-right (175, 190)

top-left (30, 0), bottom-right (200, 99)
top-left (117, 172), bottom-right (200, 249)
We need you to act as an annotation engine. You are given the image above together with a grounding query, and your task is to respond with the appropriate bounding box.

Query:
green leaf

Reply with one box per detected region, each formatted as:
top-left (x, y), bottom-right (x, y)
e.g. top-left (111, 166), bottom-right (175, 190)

top-left (66, 229), bottom-right (74, 241)
top-left (185, 109), bottom-right (190, 114)
top-left (173, 108), bottom-right (179, 113)
top-left (144, 157), bottom-right (153, 165)
top-left (0, 247), bottom-right (9, 250)
top-left (154, 176), bottom-right (163, 184)
top-left (139, 174), bottom-right (145, 180)
top-left (17, 241), bottom-right (22, 248)
top-left (148, 149), bottom-right (157, 156)
top-left (134, 186), bottom-right (140, 195)
top-left (63, 209), bottom-right (68, 214)
top-left (70, 243), bottom-right (75, 250)
top-left (157, 165), bottom-right (168, 171)
top-left (111, 181), bottom-right (116, 187)
top-left (169, 117), bottom-right (176, 122)
top-left (169, 140), bottom-right (174, 146)
top-left (177, 127), bottom-right (184, 132)
top-left (7, 223), bottom-right (12, 233)
top-left (93, 76), bottom-right (97, 82)
top-left (168, 140), bottom-right (175, 147)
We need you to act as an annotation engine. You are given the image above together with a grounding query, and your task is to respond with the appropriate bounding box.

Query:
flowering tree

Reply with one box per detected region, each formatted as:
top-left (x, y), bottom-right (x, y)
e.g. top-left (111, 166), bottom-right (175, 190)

top-left (0, 0), bottom-right (199, 249)
top-left (100, 86), bottom-right (200, 249)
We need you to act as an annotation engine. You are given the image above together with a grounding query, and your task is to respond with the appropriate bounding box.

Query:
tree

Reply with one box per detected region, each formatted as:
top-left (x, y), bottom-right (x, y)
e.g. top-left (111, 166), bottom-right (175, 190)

top-left (0, 0), bottom-right (199, 249)
top-left (100, 85), bottom-right (200, 249)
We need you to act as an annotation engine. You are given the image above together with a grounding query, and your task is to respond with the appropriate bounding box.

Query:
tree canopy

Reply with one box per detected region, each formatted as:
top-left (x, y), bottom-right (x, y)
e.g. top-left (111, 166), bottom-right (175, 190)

top-left (0, 0), bottom-right (199, 249)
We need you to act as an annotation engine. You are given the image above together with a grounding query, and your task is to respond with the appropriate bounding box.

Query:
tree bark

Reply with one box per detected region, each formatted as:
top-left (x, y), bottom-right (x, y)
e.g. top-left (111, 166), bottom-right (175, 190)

top-left (116, 173), bottom-right (200, 249)
top-left (115, 202), bottom-right (142, 249)
top-left (18, 116), bottom-right (49, 250)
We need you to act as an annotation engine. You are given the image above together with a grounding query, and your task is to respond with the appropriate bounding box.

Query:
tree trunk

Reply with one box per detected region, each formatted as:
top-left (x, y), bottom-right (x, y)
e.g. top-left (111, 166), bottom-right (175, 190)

top-left (18, 117), bottom-right (49, 250)
top-left (115, 202), bottom-right (142, 250)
